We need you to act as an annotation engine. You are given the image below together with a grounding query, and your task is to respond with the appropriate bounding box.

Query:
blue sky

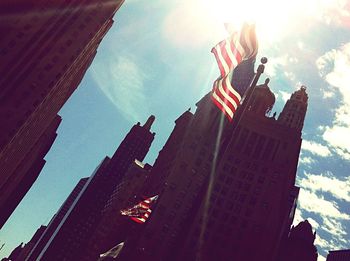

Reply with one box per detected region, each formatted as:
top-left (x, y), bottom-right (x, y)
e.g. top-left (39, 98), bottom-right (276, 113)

top-left (1, 0), bottom-right (350, 260)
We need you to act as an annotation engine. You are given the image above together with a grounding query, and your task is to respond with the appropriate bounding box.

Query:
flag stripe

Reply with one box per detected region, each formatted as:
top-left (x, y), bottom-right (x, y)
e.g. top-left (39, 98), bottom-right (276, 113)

top-left (216, 80), bottom-right (237, 112)
top-left (212, 86), bottom-right (235, 118)
top-left (211, 48), bottom-right (226, 77)
top-left (212, 77), bottom-right (241, 121)
top-left (228, 39), bottom-right (242, 69)
top-left (120, 195), bottom-right (158, 224)
top-left (212, 41), bottom-right (230, 76)
top-left (211, 23), bottom-right (258, 121)
top-left (211, 93), bottom-right (234, 120)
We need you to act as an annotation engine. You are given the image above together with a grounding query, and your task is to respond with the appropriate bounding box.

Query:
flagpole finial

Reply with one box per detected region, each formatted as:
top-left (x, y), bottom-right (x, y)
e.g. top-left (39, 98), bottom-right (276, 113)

top-left (261, 57), bottom-right (268, 64)
top-left (257, 57), bottom-right (268, 75)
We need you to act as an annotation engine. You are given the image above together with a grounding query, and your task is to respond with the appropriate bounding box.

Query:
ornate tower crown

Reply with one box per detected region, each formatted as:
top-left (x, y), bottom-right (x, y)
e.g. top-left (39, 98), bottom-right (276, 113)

top-left (278, 86), bottom-right (308, 130)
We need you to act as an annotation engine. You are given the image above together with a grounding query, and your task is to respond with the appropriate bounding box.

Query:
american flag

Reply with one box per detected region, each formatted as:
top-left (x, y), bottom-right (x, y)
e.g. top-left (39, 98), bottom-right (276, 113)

top-left (211, 23), bottom-right (258, 121)
top-left (120, 195), bottom-right (158, 224)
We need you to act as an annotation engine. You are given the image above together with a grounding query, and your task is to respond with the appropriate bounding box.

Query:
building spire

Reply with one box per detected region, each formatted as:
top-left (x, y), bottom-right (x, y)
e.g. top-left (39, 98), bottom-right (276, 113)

top-left (143, 115), bottom-right (155, 130)
top-left (278, 86), bottom-right (308, 130)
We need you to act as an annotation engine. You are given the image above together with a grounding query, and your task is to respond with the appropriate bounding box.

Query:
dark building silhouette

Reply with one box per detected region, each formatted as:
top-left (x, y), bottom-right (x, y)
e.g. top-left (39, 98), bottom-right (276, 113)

top-left (2, 225), bottom-right (47, 261)
top-left (15, 225), bottom-right (47, 261)
top-left (0, 0), bottom-right (124, 228)
top-left (114, 59), bottom-right (309, 261)
top-left (26, 178), bottom-right (88, 261)
top-left (35, 116), bottom-right (155, 261)
top-left (83, 160), bottom-right (153, 260)
top-left (0, 115), bottom-right (61, 229)
top-left (327, 249), bottom-right (350, 261)
top-left (2, 243), bottom-right (24, 261)
top-left (279, 220), bottom-right (318, 261)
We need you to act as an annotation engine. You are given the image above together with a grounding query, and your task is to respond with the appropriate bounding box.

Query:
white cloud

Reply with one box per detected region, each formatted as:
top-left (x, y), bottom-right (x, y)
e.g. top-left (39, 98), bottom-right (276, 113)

top-left (162, 2), bottom-right (219, 49)
top-left (297, 172), bottom-right (350, 249)
top-left (297, 189), bottom-right (349, 220)
top-left (293, 208), bottom-right (304, 226)
top-left (305, 0), bottom-right (350, 26)
top-left (301, 140), bottom-right (332, 157)
top-left (265, 55), bottom-right (288, 77)
top-left (318, 255), bottom-right (326, 261)
top-left (299, 156), bottom-right (316, 165)
top-left (299, 172), bottom-right (350, 202)
top-left (322, 90), bottom-right (335, 99)
top-left (322, 217), bottom-right (348, 242)
top-left (316, 43), bottom-right (350, 160)
top-left (297, 41), bottom-right (304, 50)
top-left (315, 235), bottom-right (329, 249)
top-left (308, 217), bottom-right (320, 230)
top-left (278, 91), bottom-right (291, 103)
top-left (90, 55), bottom-right (150, 122)
top-left (284, 71), bottom-right (296, 82)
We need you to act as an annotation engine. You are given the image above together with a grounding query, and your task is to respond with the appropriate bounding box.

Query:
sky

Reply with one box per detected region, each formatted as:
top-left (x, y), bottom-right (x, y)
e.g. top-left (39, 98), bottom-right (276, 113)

top-left (1, 0), bottom-right (350, 260)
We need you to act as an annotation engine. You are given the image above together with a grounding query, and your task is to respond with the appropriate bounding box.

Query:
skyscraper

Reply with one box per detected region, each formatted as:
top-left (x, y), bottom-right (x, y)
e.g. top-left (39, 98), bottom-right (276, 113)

top-left (35, 116), bottom-right (155, 260)
top-left (0, 115), bottom-right (61, 228)
top-left (118, 70), bottom-right (308, 261)
top-left (326, 249), bottom-right (350, 261)
top-left (11, 225), bottom-right (47, 261)
top-left (83, 160), bottom-right (153, 260)
top-left (0, 0), bottom-right (124, 228)
top-left (179, 84), bottom-right (308, 261)
top-left (278, 220), bottom-right (318, 261)
top-left (26, 178), bottom-right (88, 261)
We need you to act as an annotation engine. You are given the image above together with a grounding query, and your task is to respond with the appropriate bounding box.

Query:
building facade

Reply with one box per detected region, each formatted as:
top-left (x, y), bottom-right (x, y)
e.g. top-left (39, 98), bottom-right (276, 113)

top-left (26, 178), bottom-right (88, 261)
top-left (278, 220), bottom-right (318, 261)
top-left (0, 0), bottom-right (124, 228)
top-left (84, 160), bottom-right (153, 260)
top-left (327, 249), bottom-right (350, 261)
top-left (118, 72), bottom-right (308, 261)
top-left (35, 116), bottom-right (155, 260)
top-left (0, 115), bottom-right (61, 228)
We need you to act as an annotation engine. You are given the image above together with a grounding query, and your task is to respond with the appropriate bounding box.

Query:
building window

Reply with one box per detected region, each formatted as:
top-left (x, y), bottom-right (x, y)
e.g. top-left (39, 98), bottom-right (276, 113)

top-left (195, 158), bottom-right (202, 166)
top-left (244, 132), bottom-right (258, 155)
top-left (236, 128), bottom-right (249, 151)
top-left (253, 135), bottom-right (266, 159)
top-left (257, 176), bottom-right (265, 184)
top-left (44, 63), bottom-right (53, 71)
top-left (249, 197), bottom-right (257, 206)
top-left (162, 224), bottom-right (169, 233)
top-left (231, 167), bottom-right (237, 175)
top-left (239, 194), bottom-right (246, 202)
top-left (66, 39), bottom-right (73, 46)
top-left (262, 138), bottom-right (275, 160)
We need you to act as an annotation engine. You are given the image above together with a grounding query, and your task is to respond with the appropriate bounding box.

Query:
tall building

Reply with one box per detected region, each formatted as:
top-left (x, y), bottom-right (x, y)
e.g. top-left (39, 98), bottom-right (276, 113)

top-left (15, 225), bottom-right (48, 261)
top-left (278, 220), bottom-right (318, 261)
top-left (36, 158), bottom-right (111, 261)
top-left (0, 0), bottom-right (124, 228)
top-left (35, 116), bottom-right (155, 260)
top-left (327, 249), bottom-right (350, 261)
top-left (118, 67), bottom-right (309, 260)
top-left (0, 115), bottom-right (61, 228)
top-left (83, 160), bottom-right (153, 260)
top-left (26, 178), bottom-right (88, 261)
top-left (2, 225), bottom-right (47, 261)
top-left (179, 84), bottom-right (308, 261)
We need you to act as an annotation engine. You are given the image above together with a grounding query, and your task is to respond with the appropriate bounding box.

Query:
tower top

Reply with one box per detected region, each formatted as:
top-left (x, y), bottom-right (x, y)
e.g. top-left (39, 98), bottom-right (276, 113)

top-left (277, 85), bottom-right (308, 130)
top-left (143, 115), bottom-right (155, 130)
top-left (290, 220), bottom-right (316, 244)
top-left (246, 78), bottom-right (275, 117)
top-left (290, 85), bottom-right (308, 104)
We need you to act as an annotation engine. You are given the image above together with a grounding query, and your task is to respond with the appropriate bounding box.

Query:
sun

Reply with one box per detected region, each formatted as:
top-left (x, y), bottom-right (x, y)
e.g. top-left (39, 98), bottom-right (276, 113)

top-left (201, 0), bottom-right (318, 43)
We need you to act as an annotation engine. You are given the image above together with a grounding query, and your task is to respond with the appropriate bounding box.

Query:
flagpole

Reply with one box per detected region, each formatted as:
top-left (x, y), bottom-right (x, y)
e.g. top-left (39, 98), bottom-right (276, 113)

top-left (219, 57), bottom-right (268, 158)
top-left (240, 57), bottom-right (267, 112)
